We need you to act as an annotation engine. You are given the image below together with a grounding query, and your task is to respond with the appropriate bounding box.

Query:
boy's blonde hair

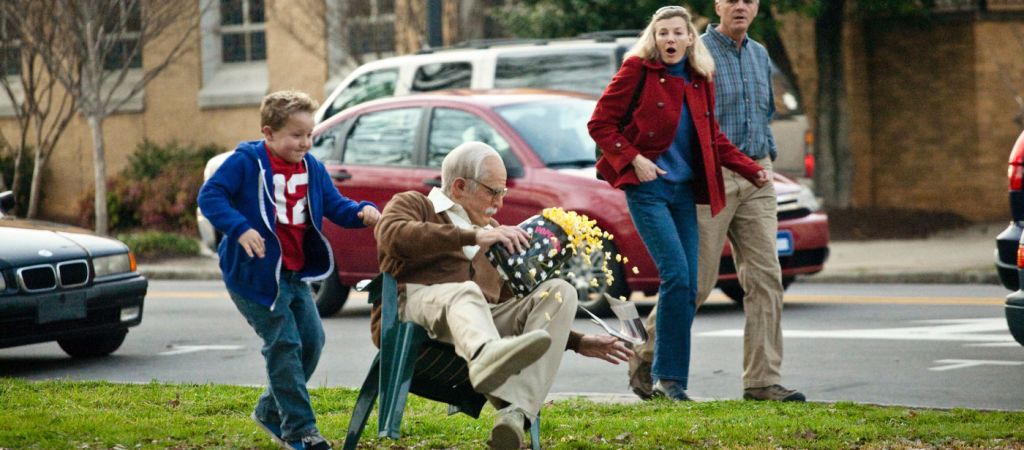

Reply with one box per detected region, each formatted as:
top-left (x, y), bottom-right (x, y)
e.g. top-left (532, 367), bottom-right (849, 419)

top-left (260, 90), bottom-right (320, 130)
top-left (625, 6), bottom-right (715, 79)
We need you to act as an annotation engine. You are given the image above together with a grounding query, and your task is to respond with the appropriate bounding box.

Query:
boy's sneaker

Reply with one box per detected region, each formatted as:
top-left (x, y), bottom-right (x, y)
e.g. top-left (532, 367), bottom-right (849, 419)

top-left (251, 412), bottom-right (290, 449)
top-left (289, 432), bottom-right (332, 450)
top-left (743, 384), bottom-right (806, 402)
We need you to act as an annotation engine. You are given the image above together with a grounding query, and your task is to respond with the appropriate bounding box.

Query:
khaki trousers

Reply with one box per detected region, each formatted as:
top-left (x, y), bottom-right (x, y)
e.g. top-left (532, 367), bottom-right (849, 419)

top-left (402, 279), bottom-right (578, 420)
top-left (636, 158), bottom-right (785, 389)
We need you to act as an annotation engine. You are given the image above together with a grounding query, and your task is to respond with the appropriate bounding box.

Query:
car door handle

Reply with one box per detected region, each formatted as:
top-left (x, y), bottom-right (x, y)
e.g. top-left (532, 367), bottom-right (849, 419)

top-left (423, 178), bottom-right (441, 188)
top-left (331, 171), bottom-right (352, 181)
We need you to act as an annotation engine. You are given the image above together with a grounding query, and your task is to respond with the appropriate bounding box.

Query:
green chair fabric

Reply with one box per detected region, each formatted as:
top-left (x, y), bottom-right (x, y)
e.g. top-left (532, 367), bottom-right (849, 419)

top-left (343, 273), bottom-right (540, 450)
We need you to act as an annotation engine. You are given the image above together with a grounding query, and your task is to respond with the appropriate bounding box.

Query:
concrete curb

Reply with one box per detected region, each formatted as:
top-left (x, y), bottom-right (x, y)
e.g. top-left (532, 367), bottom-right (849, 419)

top-left (138, 267), bottom-right (222, 281)
top-left (803, 270), bottom-right (1000, 285)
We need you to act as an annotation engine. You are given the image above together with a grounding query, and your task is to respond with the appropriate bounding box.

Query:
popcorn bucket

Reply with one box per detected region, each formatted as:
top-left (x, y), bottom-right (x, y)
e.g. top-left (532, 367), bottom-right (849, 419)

top-left (486, 214), bottom-right (574, 297)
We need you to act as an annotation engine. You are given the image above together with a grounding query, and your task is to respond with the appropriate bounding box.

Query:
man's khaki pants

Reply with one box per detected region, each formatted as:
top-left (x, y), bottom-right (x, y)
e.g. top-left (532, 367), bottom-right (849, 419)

top-left (635, 159), bottom-right (784, 389)
top-left (402, 278), bottom-right (578, 421)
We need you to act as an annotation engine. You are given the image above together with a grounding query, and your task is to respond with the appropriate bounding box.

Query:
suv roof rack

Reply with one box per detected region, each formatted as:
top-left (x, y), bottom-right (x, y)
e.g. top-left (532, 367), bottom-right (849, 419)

top-left (577, 30), bottom-right (642, 42)
top-left (416, 38), bottom-right (551, 53)
top-left (415, 31), bottom-right (641, 54)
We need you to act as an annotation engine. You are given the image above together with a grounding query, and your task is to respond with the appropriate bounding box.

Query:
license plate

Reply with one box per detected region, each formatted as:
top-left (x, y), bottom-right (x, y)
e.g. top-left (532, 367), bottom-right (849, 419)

top-left (776, 230), bottom-right (794, 256)
top-left (37, 291), bottom-right (87, 324)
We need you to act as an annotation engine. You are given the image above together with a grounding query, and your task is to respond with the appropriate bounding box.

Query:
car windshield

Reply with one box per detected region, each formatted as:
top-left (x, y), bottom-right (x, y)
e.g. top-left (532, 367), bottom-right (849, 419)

top-left (495, 99), bottom-right (597, 168)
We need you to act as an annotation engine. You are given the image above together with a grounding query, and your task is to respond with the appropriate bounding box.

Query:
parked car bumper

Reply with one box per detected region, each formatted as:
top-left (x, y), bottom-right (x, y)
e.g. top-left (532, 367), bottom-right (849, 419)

top-left (717, 211), bottom-right (830, 280)
top-left (0, 274), bottom-right (148, 349)
top-left (995, 221), bottom-right (1021, 290)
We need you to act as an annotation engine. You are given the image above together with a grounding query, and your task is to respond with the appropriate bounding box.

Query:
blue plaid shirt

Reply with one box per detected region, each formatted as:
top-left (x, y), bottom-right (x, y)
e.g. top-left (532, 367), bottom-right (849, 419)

top-left (701, 25), bottom-right (777, 161)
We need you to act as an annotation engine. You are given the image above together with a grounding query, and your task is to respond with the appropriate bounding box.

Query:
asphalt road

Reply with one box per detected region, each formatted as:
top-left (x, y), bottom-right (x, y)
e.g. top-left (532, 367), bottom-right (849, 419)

top-left (1, 281), bottom-right (1021, 411)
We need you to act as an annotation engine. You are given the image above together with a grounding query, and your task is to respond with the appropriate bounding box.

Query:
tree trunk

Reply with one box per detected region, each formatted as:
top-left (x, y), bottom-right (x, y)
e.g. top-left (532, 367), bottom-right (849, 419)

top-left (813, 0), bottom-right (853, 209)
top-left (26, 150), bottom-right (46, 218)
top-left (86, 114), bottom-right (108, 235)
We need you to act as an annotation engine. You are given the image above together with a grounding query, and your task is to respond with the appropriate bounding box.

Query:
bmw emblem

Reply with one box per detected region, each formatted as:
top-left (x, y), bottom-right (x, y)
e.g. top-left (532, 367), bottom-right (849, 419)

top-left (38, 249), bottom-right (53, 257)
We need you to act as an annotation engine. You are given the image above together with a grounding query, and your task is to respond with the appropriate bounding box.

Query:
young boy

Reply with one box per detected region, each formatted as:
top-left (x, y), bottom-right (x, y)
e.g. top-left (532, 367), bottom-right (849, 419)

top-left (198, 90), bottom-right (379, 450)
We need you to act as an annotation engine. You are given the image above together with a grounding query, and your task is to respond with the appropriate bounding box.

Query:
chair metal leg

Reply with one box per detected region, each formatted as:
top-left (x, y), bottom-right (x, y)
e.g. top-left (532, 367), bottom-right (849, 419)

top-left (530, 413), bottom-right (541, 450)
top-left (378, 322), bottom-right (427, 438)
top-left (342, 354), bottom-right (381, 450)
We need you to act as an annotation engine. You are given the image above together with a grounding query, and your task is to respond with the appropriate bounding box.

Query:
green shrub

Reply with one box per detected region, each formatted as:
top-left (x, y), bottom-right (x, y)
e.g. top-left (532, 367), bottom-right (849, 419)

top-left (0, 148), bottom-right (38, 213)
top-left (78, 140), bottom-right (224, 233)
top-left (117, 231), bottom-right (199, 261)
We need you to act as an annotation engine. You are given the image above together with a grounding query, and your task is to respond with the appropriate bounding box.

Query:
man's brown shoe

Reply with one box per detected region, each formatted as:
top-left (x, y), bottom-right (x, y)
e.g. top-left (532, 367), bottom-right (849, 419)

top-left (743, 384), bottom-right (806, 402)
top-left (469, 330), bottom-right (551, 394)
top-left (627, 356), bottom-right (654, 400)
top-left (488, 406), bottom-right (527, 450)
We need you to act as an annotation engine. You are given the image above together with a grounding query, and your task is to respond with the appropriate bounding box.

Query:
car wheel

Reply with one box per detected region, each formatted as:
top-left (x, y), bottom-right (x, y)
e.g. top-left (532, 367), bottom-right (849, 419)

top-left (718, 276), bottom-right (795, 303)
top-left (310, 270), bottom-right (350, 317)
top-left (561, 239), bottom-right (629, 317)
top-left (57, 330), bottom-right (128, 358)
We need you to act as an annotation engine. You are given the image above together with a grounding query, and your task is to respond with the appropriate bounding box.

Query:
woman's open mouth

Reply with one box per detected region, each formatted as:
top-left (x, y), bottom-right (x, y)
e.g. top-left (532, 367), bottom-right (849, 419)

top-left (666, 47), bottom-right (677, 55)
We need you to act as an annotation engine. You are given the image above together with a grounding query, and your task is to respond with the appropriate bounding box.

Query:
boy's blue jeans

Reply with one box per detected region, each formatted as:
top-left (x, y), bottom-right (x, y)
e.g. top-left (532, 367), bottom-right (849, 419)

top-left (625, 178), bottom-right (698, 388)
top-left (229, 272), bottom-right (325, 440)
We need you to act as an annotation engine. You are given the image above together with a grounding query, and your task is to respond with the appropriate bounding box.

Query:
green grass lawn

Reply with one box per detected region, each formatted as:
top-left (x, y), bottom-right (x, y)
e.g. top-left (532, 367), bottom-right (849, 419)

top-left (1, 379), bottom-right (1021, 449)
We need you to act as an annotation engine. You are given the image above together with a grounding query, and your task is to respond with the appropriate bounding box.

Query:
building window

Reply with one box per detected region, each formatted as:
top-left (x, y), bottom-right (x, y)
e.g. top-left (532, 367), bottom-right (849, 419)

top-left (102, 0), bottom-right (143, 70)
top-left (0, 13), bottom-right (20, 76)
top-left (326, 0), bottom-right (396, 94)
top-left (219, 0), bottom-right (265, 63)
top-left (348, 0), bottom-right (395, 55)
top-left (198, 0), bottom-right (268, 108)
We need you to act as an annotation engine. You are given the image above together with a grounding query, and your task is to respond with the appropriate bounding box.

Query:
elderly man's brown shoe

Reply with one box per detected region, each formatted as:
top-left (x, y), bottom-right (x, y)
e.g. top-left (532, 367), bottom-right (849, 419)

top-left (469, 329), bottom-right (551, 394)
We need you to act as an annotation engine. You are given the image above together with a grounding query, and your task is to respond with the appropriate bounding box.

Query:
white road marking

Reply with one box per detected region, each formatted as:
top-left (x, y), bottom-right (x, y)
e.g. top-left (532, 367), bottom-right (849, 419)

top-left (700, 318), bottom-right (1015, 343)
top-left (929, 359), bottom-right (1024, 371)
top-left (159, 345), bottom-right (245, 356)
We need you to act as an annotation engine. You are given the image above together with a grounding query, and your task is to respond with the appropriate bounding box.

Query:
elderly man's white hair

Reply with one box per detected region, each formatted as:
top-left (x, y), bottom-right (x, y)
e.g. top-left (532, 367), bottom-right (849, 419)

top-left (441, 141), bottom-right (501, 196)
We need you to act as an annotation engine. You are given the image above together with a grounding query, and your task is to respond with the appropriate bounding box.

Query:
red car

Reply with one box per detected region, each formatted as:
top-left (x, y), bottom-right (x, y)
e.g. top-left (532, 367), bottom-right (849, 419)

top-left (303, 89), bottom-right (829, 316)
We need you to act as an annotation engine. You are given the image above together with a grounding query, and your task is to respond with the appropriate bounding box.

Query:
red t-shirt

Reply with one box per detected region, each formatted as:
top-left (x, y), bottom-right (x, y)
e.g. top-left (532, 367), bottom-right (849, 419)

top-left (267, 148), bottom-right (309, 271)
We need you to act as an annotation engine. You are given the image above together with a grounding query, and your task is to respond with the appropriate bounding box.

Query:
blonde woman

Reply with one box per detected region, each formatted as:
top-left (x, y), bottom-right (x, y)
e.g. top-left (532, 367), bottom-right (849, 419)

top-left (588, 5), bottom-right (769, 401)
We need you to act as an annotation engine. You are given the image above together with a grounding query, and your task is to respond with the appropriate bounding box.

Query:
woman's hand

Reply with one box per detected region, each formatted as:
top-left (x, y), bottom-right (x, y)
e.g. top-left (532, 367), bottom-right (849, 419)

top-left (631, 154), bottom-right (666, 182)
top-left (752, 169), bottom-right (772, 188)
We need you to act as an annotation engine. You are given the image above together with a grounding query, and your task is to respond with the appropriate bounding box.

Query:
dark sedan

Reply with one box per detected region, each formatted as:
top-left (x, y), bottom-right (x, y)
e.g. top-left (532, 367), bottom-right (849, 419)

top-left (993, 130), bottom-right (1024, 346)
top-left (0, 191), bottom-right (148, 357)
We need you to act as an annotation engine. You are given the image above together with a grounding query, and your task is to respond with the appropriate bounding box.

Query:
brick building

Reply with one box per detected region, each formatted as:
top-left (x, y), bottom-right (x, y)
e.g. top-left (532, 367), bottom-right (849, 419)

top-left (776, 1), bottom-right (1024, 220)
top-left (2, 0), bottom-right (1022, 222)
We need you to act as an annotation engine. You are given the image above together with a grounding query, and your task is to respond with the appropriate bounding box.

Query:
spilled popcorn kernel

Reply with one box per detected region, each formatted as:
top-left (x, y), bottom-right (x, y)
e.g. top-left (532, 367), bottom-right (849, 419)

top-left (615, 254), bottom-right (622, 263)
top-left (619, 296), bottom-right (628, 302)
top-left (545, 312), bottom-right (551, 321)
top-left (632, 266), bottom-right (639, 274)
top-left (539, 290), bottom-right (549, 299)
top-left (554, 291), bottom-right (562, 302)
top-left (529, 268), bottom-right (537, 278)
top-left (623, 256), bottom-right (629, 264)
top-left (590, 278), bottom-right (599, 288)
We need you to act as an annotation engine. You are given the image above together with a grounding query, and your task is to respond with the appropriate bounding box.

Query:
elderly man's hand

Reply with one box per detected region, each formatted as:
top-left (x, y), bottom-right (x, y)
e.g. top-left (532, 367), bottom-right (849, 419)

top-left (476, 225), bottom-right (530, 254)
top-left (576, 334), bottom-right (633, 364)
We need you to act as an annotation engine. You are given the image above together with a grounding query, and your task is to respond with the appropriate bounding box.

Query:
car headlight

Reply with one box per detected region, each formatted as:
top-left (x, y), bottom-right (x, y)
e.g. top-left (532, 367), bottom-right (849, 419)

top-left (93, 252), bottom-right (136, 277)
top-left (794, 185), bottom-right (820, 212)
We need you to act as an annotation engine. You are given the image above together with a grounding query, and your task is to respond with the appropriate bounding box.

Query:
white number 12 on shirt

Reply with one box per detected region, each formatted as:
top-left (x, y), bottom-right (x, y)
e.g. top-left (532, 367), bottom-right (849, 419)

top-left (273, 173), bottom-right (308, 225)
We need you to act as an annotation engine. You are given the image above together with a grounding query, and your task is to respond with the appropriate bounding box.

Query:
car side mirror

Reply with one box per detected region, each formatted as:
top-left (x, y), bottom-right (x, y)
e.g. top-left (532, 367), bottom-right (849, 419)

top-left (0, 190), bottom-right (14, 216)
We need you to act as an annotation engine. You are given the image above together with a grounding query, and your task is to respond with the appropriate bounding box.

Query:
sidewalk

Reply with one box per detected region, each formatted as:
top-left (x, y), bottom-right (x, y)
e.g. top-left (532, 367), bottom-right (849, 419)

top-left (137, 222), bottom-right (1006, 285)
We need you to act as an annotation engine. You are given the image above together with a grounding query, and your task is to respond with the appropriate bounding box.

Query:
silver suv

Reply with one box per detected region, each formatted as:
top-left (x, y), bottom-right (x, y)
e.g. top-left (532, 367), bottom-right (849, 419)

top-left (315, 33), bottom-right (812, 179)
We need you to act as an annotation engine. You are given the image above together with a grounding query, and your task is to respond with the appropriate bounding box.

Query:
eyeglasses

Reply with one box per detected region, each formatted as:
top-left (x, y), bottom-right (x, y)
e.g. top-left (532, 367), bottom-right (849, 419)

top-left (468, 178), bottom-right (509, 200)
top-left (655, 5), bottom-right (687, 15)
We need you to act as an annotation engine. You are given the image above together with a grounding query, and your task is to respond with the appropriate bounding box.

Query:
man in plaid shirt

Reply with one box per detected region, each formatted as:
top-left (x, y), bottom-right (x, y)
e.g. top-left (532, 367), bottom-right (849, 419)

top-left (629, 0), bottom-right (805, 403)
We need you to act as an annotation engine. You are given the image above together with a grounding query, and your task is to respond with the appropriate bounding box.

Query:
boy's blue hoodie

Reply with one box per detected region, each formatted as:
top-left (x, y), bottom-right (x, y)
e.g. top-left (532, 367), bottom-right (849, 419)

top-left (197, 140), bottom-right (374, 309)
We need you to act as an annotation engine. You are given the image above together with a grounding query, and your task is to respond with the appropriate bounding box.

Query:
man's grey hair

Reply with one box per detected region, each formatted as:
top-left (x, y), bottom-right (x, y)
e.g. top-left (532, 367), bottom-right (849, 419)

top-left (441, 141), bottom-right (501, 196)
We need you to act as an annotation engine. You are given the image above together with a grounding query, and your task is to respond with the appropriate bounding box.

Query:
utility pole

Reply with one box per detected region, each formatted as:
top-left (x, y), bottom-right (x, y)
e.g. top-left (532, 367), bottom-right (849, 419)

top-left (426, 0), bottom-right (443, 48)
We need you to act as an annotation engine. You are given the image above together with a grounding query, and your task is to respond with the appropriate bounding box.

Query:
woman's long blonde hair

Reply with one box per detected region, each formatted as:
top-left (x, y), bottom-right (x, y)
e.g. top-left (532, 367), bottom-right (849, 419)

top-left (625, 6), bottom-right (715, 78)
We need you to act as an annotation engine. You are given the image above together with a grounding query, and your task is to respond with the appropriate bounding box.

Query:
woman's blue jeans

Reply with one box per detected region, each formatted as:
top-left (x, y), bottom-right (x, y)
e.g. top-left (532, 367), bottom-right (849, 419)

top-left (625, 178), bottom-right (698, 388)
top-left (229, 272), bottom-right (325, 440)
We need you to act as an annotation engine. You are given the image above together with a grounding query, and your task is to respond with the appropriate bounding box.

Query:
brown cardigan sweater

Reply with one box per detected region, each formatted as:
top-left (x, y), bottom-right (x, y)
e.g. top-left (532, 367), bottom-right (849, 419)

top-left (371, 191), bottom-right (583, 351)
